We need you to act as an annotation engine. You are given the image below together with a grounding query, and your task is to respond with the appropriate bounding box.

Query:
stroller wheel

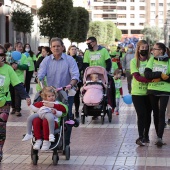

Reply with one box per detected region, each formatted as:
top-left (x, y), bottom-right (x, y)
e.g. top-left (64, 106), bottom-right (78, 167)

top-left (108, 108), bottom-right (112, 123)
top-left (101, 116), bottom-right (104, 124)
top-left (52, 154), bottom-right (59, 165)
top-left (32, 154), bottom-right (38, 165)
top-left (81, 115), bottom-right (85, 124)
top-left (65, 145), bottom-right (70, 160)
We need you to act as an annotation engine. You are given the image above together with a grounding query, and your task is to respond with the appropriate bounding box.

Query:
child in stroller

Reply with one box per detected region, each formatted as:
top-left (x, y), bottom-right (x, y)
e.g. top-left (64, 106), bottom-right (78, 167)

top-left (22, 86), bottom-right (68, 151)
top-left (81, 66), bottom-right (112, 124)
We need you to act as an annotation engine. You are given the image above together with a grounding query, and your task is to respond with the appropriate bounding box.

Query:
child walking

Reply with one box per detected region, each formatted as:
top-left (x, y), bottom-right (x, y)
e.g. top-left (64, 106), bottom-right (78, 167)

top-left (22, 86), bottom-right (66, 150)
top-left (113, 69), bottom-right (123, 115)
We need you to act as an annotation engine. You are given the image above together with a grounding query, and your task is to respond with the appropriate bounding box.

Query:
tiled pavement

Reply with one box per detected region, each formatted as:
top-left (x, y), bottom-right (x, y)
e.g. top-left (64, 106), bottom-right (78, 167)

top-left (2, 80), bottom-right (170, 170)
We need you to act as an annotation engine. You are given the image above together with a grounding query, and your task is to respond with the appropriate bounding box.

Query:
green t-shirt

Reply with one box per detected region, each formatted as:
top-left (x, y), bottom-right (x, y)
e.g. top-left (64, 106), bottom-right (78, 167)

top-left (146, 56), bottom-right (170, 92)
top-left (0, 64), bottom-right (21, 101)
top-left (27, 54), bottom-right (36, 71)
top-left (111, 62), bottom-right (118, 74)
top-left (15, 54), bottom-right (28, 83)
top-left (114, 78), bottom-right (122, 98)
top-left (83, 48), bottom-right (110, 68)
top-left (131, 58), bottom-right (148, 95)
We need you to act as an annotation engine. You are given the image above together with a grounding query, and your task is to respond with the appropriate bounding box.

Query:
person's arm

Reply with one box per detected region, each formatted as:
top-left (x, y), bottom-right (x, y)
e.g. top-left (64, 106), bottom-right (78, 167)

top-left (83, 50), bottom-right (90, 72)
top-left (35, 57), bottom-right (44, 72)
top-left (105, 58), bottom-right (112, 72)
top-left (122, 54), bottom-right (127, 72)
top-left (17, 64), bottom-right (28, 70)
top-left (144, 68), bottom-right (162, 80)
top-left (77, 56), bottom-right (83, 72)
top-left (133, 72), bottom-right (152, 83)
top-left (37, 57), bottom-right (48, 80)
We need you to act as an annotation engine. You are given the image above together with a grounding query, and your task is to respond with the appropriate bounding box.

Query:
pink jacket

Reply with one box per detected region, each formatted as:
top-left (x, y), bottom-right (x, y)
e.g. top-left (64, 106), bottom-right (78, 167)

top-left (83, 84), bottom-right (103, 105)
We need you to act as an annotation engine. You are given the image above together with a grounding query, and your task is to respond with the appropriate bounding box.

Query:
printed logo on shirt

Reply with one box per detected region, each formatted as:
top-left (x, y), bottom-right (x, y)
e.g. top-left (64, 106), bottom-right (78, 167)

top-left (115, 82), bottom-right (121, 89)
top-left (153, 64), bottom-right (167, 74)
top-left (0, 75), bottom-right (5, 86)
top-left (90, 54), bottom-right (101, 61)
top-left (139, 65), bottom-right (145, 74)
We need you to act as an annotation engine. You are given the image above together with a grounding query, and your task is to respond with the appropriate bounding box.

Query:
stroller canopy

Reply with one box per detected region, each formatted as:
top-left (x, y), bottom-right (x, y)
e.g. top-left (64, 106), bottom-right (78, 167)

top-left (83, 66), bottom-right (108, 85)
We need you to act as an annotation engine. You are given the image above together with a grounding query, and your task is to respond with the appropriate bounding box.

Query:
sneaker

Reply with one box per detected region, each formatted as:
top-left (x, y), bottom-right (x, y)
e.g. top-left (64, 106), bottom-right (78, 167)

top-left (168, 119), bottom-right (170, 126)
top-left (33, 140), bottom-right (42, 150)
top-left (155, 138), bottom-right (166, 147)
top-left (136, 138), bottom-right (145, 146)
top-left (41, 140), bottom-right (51, 151)
top-left (10, 108), bottom-right (16, 115)
top-left (22, 134), bottom-right (33, 141)
top-left (143, 137), bottom-right (150, 143)
top-left (92, 116), bottom-right (98, 120)
top-left (15, 111), bottom-right (22, 117)
top-left (0, 152), bottom-right (3, 162)
top-left (49, 134), bottom-right (55, 142)
top-left (115, 112), bottom-right (119, 115)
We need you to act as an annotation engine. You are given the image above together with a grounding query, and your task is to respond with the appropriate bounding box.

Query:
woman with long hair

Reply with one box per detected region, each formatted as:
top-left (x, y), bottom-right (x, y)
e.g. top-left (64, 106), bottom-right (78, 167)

top-left (130, 40), bottom-right (152, 146)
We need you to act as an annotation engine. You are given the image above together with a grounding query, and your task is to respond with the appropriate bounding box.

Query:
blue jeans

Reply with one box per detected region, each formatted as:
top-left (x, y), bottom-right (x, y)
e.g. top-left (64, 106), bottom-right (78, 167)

top-left (68, 96), bottom-right (74, 119)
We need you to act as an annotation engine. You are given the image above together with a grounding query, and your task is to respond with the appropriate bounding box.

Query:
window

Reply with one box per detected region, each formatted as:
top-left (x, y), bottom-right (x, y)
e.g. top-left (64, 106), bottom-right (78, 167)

top-left (118, 23), bottom-right (126, 26)
top-left (117, 14), bottom-right (126, 18)
top-left (131, 30), bottom-right (140, 34)
top-left (151, 11), bottom-right (155, 15)
top-left (94, 14), bottom-right (103, 18)
top-left (139, 23), bottom-right (144, 26)
top-left (140, 14), bottom-right (145, 18)
top-left (117, 0), bottom-right (126, 1)
top-left (168, 3), bottom-right (170, 6)
top-left (140, 6), bottom-right (145, 10)
top-left (139, 0), bottom-right (145, 2)
top-left (151, 3), bottom-right (155, 6)
top-left (117, 6), bottom-right (126, 10)
top-left (159, 11), bottom-right (163, 15)
top-left (122, 30), bottom-right (128, 34)
top-left (130, 23), bottom-right (135, 26)
top-left (94, 6), bottom-right (103, 10)
top-left (159, 19), bottom-right (163, 24)
top-left (159, 3), bottom-right (163, 6)
top-left (130, 6), bottom-right (135, 10)
top-left (130, 14), bottom-right (135, 18)
top-left (130, 0), bottom-right (134, 2)
top-left (150, 19), bottom-right (155, 24)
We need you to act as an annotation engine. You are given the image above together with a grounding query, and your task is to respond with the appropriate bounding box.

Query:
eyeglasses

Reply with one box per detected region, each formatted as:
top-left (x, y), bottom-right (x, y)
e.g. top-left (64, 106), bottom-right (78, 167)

top-left (152, 48), bottom-right (161, 51)
top-left (86, 41), bottom-right (94, 45)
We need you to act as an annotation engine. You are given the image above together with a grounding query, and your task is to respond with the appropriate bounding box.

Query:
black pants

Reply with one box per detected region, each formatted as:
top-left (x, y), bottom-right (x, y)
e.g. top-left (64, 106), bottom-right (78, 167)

top-left (25, 70), bottom-right (33, 94)
top-left (132, 95), bottom-right (152, 139)
top-left (149, 94), bottom-right (169, 139)
top-left (10, 84), bottom-right (22, 112)
top-left (74, 82), bottom-right (82, 113)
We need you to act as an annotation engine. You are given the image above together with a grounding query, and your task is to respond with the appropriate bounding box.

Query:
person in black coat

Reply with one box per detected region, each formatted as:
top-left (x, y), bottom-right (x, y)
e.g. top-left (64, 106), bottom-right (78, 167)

top-left (67, 45), bottom-right (83, 118)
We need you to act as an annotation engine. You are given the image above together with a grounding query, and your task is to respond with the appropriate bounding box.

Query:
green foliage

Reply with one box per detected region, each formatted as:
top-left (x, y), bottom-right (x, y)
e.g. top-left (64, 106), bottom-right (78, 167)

top-left (105, 21), bottom-right (116, 45)
top-left (115, 28), bottom-right (122, 41)
top-left (11, 6), bottom-right (33, 34)
top-left (68, 7), bottom-right (78, 42)
top-left (38, 0), bottom-right (73, 39)
top-left (141, 25), bottom-right (163, 45)
top-left (70, 7), bottom-right (89, 43)
top-left (88, 21), bottom-right (107, 44)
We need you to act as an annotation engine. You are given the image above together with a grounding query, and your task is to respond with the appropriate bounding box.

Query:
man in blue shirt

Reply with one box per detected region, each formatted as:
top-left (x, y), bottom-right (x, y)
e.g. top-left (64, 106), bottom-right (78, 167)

top-left (38, 37), bottom-right (79, 145)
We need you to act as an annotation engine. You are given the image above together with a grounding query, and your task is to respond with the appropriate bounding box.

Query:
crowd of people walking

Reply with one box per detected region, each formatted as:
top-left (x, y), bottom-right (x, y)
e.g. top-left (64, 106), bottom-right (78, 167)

top-left (0, 36), bottom-right (170, 162)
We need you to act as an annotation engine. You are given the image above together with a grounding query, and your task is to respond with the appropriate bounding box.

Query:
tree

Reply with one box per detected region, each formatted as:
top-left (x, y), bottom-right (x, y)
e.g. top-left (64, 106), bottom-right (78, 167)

top-left (115, 28), bottom-right (122, 41)
top-left (38, 0), bottom-right (73, 41)
top-left (70, 7), bottom-right (89, 43)
top-left (88, 21), bottom-right (107, 45)
top-left (68, 7), bottom-right (78, 43)
top-left (105, 21), bottom-right (116, 46)
top-left (141, 25), bottom-right (163, 45)
top-left (11, 6), bottom-right (33, 44)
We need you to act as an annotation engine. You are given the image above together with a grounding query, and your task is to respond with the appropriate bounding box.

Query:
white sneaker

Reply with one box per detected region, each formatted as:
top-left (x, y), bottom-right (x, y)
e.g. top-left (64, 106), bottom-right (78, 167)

top-left (41, 140), bottom-right (51, 151)
top-left (49, 134), bottom-right (55, 142)
top-left (33, 140), bottom-right (42, 150)
top-left (22, 134), bottom-right (33, 141)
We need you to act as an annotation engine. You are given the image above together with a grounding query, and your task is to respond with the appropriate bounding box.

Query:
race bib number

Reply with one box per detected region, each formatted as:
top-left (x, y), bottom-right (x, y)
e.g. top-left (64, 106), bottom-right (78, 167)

top-left (27, 62), bottom-right (30, 67)
top-left (153, 64), bottom-right (167, 74)
top-left (0, 75), bottom-right (5, 86)
top-left (90, 54), bottom-right (101, 61)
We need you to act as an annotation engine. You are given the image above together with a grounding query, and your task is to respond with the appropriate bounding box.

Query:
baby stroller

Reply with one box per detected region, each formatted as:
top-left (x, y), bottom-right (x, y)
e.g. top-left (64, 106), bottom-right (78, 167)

top-left (81, 66), bottom-right (112, 124)
top-left (30, 86), bottom-right (77, 165)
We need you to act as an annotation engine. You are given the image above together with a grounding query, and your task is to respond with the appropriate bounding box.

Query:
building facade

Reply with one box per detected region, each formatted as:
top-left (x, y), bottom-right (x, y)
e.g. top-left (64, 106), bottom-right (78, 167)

top-left (89, 0), bottom-right (170, 40)
top-left (0, 0), bottom-right (41, 52)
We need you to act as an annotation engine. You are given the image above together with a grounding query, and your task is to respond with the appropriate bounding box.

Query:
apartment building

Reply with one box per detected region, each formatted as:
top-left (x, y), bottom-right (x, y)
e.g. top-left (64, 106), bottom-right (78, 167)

top-left (89, 0), bottom-right (170, 39)
top-left (0, 0), bottom-right (41, 52)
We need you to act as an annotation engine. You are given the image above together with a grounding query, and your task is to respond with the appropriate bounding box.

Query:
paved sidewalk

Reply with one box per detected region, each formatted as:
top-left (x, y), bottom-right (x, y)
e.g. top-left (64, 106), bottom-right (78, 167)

top-left (2, 80), bottom-right (170, 170)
